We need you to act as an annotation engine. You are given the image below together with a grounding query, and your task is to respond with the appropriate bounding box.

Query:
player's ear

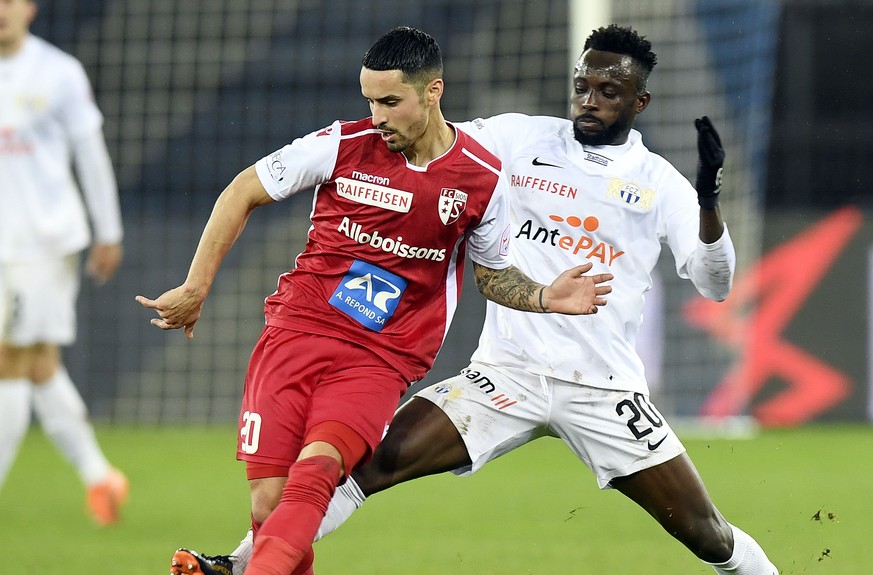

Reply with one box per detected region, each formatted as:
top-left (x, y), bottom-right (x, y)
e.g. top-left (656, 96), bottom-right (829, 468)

top-left (635, 91), bottom-right (651, 114)
top-left (426, 78), bottom-right (443, 106)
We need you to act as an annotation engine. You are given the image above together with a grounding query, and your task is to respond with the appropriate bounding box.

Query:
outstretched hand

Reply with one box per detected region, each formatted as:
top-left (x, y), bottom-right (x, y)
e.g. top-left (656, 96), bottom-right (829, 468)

top-left (694, 116), bottom-right (725, 210)
top-left (542, 262), bottom-right (613, 315)
top-left (135, 285), bottom-right (205, 339)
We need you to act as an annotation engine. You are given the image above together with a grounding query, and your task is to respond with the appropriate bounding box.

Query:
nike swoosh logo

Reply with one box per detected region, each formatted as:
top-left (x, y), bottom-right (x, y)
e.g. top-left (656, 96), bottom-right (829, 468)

top-left (647, 436), bottom-right (667, 451)
top-left (532, 156), bottom-right (563, 168)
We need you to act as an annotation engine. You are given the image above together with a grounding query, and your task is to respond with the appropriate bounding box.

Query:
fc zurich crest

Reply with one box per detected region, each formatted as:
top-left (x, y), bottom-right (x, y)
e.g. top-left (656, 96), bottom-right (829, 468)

top-left (620, 183), bottom-right (642, 205)
top-left (438, 188), bottom-right (468, 225)
top-left (607, 178), bottom-right (655, 212)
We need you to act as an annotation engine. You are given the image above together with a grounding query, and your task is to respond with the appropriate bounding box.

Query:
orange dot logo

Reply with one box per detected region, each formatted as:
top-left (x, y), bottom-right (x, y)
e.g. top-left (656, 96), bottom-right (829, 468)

top-left (548, 214), bottom-right (599, 232)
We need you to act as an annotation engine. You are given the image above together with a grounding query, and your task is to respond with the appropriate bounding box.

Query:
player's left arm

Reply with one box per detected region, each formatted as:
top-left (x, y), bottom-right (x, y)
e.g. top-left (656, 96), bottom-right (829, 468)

top-left (694, 115), bottom-right (726, 243)
top-left (472, 261), bottom-right (612, 315)
top-left (686, 116), bottom-right (736, 301)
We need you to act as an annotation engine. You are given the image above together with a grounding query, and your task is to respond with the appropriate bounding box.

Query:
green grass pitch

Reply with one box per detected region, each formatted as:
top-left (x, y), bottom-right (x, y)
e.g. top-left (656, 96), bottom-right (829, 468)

top-left (1, 424), bottom-right (868, 574)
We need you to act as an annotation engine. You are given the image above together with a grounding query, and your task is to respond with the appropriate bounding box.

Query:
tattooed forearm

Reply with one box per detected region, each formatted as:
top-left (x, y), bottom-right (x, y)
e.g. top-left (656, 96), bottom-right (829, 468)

top-left (473, 262), bottom-right (544, 312)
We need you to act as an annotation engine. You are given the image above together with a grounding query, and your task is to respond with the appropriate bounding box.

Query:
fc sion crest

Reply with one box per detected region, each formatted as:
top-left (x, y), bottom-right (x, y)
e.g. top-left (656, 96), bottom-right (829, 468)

top-left (439, 188), bottom-right (468, 225)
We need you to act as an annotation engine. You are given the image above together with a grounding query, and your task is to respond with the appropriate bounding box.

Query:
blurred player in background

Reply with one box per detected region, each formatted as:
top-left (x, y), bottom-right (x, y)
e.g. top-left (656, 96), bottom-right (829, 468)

top-left (138, 26), bottom-right (611, 575)
top-left (0, 0), bottom-right (127, 526)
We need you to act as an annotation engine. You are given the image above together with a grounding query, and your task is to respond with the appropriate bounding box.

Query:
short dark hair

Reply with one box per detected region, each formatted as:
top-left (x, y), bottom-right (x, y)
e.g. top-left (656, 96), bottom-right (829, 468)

top-left (583, 24), bottom-right (657, 89)
top-left (362, 26), bottom-right (443, 88)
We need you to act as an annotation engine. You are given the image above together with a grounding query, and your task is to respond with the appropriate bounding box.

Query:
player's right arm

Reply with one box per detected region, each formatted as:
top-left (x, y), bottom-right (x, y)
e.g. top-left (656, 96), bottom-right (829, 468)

top-left (135, 166), bottom-right (275, 338)
top-left (463, 140), bottom-right (612, 315)
top-left (473, 261), bottom-right (612, 315)
top-left (72, 129), bottom-right (124, 285)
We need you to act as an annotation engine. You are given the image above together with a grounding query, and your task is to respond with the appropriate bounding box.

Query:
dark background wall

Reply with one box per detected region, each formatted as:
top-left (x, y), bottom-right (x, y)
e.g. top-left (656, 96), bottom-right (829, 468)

top-left (767, 1), bottom-right (873, 209)
top-left (23, 0), bottom-right (871, 425)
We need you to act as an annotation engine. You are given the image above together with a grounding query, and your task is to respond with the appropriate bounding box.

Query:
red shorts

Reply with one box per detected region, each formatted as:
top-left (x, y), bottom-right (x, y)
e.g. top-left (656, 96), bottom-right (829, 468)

top-left (236, 325), bottom-right (408, 470)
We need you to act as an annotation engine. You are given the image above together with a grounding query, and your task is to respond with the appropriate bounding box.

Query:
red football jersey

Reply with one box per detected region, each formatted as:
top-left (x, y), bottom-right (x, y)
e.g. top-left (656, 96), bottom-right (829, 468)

top-left (254, 118), bottom-right (512, 381)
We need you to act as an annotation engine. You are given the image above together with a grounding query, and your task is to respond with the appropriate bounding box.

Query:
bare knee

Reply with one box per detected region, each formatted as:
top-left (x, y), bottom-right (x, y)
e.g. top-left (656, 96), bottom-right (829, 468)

top-left (249, 476), bottom-right (285, 525)
top-left (0, 344), bottom-right (29, 379)
top-left (0, 343), bottom-right (60, 381)
top-left (352, 398), bottom-right (470, 496)
top-left (29, 344), bottom-right (61, 383)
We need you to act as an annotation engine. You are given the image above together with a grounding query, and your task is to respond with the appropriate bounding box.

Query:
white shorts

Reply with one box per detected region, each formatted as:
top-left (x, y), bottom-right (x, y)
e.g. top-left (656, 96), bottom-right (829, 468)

top-left (415, 361), bottom-right (686, 489)
top-left (0, 255), bottom-right (80, 346)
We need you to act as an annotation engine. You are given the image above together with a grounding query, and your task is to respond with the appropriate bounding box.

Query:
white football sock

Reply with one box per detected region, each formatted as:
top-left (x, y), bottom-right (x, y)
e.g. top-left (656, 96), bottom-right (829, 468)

top-left (0, 378), bottom-right (32, 491)
top-left (707, 524), bottom-right (778, 575)
top-left (230, 529), bottom-right (253, 575)
top-left (31, 366), bottom-right (112, 486)
top-left (314, 474), bottom-right (367, 542)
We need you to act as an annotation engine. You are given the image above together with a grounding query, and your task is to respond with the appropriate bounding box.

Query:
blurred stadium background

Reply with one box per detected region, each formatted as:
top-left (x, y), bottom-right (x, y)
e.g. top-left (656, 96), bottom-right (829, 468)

top-left (28, 0), bottom-right (871, 428)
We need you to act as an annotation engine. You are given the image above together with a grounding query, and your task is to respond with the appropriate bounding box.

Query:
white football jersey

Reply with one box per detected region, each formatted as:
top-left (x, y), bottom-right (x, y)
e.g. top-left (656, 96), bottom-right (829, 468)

top-left (458, 113), bottom-right (734, 393)
top-left (0, 35), bottom-right (115, 261)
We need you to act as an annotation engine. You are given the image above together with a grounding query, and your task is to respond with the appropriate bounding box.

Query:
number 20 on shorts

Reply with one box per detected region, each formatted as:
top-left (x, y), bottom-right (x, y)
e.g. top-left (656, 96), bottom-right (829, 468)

top-left (240, 410), bottom-right (262, 454)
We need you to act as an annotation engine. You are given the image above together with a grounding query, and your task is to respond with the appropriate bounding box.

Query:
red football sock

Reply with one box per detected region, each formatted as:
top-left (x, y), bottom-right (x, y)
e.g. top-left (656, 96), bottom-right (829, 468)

top-left (248, 455), bottom-right (340, 574)
top-left (246, 535), bottom-right (311, 575)
top-left (291, 550), bottom-right (315, 575)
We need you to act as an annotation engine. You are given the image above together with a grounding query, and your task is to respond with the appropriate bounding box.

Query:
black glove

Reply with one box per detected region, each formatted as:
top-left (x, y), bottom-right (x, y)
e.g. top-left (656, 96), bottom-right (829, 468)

top-left (694, 116), bottom-right (724, 210)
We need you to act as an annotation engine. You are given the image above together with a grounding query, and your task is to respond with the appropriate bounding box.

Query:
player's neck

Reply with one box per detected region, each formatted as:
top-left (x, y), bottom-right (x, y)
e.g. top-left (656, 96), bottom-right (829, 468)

top-left (0, 34), bottom-right (28, 58)
top-left (402, 115), bottom-right (455, 167)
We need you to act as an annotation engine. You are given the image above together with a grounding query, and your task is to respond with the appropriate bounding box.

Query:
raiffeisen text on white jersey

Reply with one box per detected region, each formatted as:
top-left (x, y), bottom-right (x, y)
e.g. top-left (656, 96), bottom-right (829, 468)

top-left (510, 174), bottom-right (580, 199)
top-left (515, 216), bottom-right (625, 266)
top-left (337, 217), bottom-right (447, 262)
top-left (0, 128), bottom-right (34, 155)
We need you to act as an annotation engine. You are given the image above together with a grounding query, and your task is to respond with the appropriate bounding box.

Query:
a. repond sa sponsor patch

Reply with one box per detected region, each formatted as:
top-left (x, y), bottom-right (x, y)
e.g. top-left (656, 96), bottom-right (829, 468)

top-left (329, 260), bottom-right (407, 332)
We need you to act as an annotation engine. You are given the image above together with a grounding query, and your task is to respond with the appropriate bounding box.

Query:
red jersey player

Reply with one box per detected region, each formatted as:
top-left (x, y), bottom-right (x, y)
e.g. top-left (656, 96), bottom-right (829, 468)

top-left (138, 27), bottom-right (612, 575)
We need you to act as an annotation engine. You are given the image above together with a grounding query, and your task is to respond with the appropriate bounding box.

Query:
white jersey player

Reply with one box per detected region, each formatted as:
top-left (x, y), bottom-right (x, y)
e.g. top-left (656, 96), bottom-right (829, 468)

top-left (0, 0), bottom-right (126, 526)
top-left (463, 114), bottom-right (733, 400)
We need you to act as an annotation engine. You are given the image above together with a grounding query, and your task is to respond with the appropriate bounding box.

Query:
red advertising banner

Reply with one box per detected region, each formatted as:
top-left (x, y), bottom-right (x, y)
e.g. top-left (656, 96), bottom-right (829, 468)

top-left (684, 207), bottom-right (866, 426)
